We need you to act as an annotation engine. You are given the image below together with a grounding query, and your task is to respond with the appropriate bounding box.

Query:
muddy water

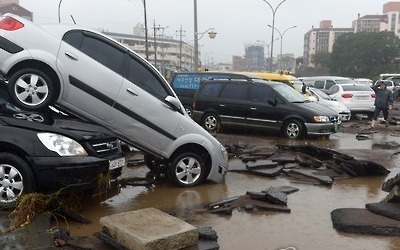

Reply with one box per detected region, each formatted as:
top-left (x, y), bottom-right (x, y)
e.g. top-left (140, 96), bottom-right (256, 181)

top-left (67, 131), bottom-right (400, 250)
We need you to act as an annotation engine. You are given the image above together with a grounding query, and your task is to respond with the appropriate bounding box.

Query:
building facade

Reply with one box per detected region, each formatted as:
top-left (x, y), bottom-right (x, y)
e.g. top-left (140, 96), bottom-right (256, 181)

top-left (303, 20), bottom-right (353, 67)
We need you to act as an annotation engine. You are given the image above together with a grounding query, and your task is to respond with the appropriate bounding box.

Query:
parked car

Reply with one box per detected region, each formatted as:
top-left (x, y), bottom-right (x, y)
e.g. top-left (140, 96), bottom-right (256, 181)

top-left (300, 76), bottom-right (357, 93)
top-left (354, 78), bottom-right (373, 86)
top-left (307, 87), bottom-right (351, 121)
top-left (170, 71), bottom-right (261, 117)
top-left (0, 13), bottom-right (228, 187)
top-left (373, 80), bottom-right (397, 93)
top-left (0, 83), bottom-right (125, 207)
top-left (192, 79), bottom-right (340, 139)
top-left (325, 83), bottom-right (375, 117)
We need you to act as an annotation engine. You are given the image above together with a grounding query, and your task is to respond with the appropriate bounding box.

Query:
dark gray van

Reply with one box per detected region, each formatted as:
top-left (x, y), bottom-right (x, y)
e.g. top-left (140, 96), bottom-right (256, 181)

top-left (192, 79), bottom-right (340, 139)
top-left (170, 72), bottom-right (260, 116)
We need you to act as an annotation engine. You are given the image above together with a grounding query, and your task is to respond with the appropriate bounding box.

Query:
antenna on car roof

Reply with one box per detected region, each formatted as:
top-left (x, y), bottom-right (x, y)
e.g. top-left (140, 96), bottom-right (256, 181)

top-left (70, 15), bottom-right (76, 24)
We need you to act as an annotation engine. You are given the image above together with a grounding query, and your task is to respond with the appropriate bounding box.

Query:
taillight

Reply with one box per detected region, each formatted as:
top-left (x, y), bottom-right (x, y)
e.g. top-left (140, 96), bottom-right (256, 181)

top-left (341, 93), bottom-right (353, 98)
top-left (0, 16), bottom-right (24, 31)
top-left (371, 93), bottom-right (376, 98)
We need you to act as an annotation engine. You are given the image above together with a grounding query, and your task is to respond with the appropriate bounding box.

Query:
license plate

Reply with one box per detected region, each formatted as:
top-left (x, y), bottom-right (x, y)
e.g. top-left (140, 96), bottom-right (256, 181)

top-left (109, 157), bottom-right (125, 170)
top-left (355, 96), bottom-right (368, 100)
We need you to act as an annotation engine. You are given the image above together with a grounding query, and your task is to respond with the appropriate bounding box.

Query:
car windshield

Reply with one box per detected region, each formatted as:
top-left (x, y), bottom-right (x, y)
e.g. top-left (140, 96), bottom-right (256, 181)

top-left (336, 78), bottom-right (357, 84)
top-left (270, 84), bottom-right (309, 103)
top-left (311, 88), bottom-right (331, 100)
top-left (291, 80), bottom-right (303, 90)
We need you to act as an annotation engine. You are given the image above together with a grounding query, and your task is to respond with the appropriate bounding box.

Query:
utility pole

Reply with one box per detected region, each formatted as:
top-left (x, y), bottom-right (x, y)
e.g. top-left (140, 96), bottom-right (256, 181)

top-left (176, 25), bottom-right (186, 70)
top-left (153, 20), bottom-right (157, 68)
top-left (143, 0), bottom-right (149, 60)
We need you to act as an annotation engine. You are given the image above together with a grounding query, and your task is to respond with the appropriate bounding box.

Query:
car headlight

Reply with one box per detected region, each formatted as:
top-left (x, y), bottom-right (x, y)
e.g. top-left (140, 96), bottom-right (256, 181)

top-left (220, 144), bottom-right (228, 161)
top-left (37, 132), bottom-right (88, 156)
top-left (313, 116), bottom-right (330, 123)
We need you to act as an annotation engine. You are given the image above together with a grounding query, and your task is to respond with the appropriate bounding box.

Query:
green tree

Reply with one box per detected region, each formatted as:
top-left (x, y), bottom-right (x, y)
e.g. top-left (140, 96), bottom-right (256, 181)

top-left (330, 31), bottom-right (400, 79)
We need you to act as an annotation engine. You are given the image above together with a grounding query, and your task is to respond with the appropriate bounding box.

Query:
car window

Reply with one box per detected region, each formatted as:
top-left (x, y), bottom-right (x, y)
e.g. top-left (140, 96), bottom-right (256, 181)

top-left (127, 55), bottom-right (169, 101)
top-left (270, 84), bottom-right (307, 103)
top-left (220, 83), bottom-right (248, 101)
top-left (314, 81), bottom-right (324, 89)
top-left (64, 30), bottom-right (125, 75)
top-left (200, 82), bottom-right (222, 97)
top-left (325, 80), bottom-right (336, 89)
top-left (250, 85), bottom-right (274, 103)
top-left (80, 36), bottom-right (124, 74)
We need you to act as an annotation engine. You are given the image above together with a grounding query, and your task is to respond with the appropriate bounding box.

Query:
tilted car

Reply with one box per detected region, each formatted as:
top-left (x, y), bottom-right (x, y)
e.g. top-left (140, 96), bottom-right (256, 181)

top-left (0, 84), bottom-right (125, 207)
top-left (0, 13), bottom-right (228, 187)
top-left (192, 79), bottom-right (340, 139)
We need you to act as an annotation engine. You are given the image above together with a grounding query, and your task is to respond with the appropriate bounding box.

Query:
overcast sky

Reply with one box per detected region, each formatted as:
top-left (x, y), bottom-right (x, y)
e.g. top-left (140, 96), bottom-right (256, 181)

top-left (20, 0), bottom-right (391, 63)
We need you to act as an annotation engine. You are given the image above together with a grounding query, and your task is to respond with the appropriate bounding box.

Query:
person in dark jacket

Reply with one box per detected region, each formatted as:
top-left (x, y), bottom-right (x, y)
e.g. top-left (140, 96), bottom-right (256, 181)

top-left (371, 81), bottom-right (393, 128)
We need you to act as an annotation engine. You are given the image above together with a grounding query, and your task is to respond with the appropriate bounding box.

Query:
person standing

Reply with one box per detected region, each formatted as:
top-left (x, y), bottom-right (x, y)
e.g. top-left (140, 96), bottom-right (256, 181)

top-left (301, 82), bottom-right (307, 94)
top-left (371, 81), bottom-right (394, 128)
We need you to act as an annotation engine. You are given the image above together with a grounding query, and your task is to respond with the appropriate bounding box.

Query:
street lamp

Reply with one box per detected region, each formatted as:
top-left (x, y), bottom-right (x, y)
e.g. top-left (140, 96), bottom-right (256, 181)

top-left (260, 0), bottom-right (289, 72)
top-left (193, 0), bottom-right (217, 71)
top-left (267, 25), bottom-right (297, 69)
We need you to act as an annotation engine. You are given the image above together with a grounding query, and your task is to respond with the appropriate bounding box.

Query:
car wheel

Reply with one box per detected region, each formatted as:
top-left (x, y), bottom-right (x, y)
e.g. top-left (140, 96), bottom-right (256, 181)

top-left (184, 106), bottom-right (193, 117)
top-left (0, 153), bottom-right (35, 208)
top-left (283, 120), bottom-right (304, 139)
top-left (8, 68), bottom-right (55, 111)
top-left (168, 152), bottom-right (206, 187)
top-left (202, 113), bottom-right (220, 132)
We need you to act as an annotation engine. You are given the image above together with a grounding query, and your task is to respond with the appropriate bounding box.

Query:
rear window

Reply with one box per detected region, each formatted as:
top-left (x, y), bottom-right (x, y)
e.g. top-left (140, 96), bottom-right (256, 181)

top-left (342, 85), bottom-right (372, 91)
top-left (199, 82), bottom-right (223, 97)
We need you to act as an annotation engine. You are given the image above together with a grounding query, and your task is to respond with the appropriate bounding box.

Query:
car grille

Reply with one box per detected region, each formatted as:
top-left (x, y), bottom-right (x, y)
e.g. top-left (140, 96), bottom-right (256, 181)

top-left (330, 116), bottom-right (340, 123)
top-left (90, 139), bottom-right (120, 157)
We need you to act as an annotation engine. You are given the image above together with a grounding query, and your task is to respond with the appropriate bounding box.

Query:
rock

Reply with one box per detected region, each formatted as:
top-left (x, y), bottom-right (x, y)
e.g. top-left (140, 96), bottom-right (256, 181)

top-left (246, 166), bottom-right (284, 177)
top-left (331, 208), bottom-right (400, 236)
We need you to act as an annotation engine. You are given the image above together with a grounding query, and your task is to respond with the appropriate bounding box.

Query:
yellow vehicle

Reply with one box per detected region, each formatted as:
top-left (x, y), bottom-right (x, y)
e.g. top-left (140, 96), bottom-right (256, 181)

top-left (245, 72), bottom-right (303, 91)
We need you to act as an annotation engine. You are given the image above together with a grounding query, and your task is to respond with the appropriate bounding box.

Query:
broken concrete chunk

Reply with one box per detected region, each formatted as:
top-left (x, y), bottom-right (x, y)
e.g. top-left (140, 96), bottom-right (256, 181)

top-left (254, 204), bottom-right (291, 213)
top-left (263, 187), bottom-right (288, 206)
top-left (366, 202), bottom-right (400, 221)
top-left (205, 196), bottom-right (240, 210)
top-left (295, 152), bottom-right (322, 168)
top-left (382, 173), bottom-right (400, 192)
top-left (246, 159), bottom-right (278, 169)
top-left (100, 208), bottom-right (198, 250)
top-left (382, 185), bottom-right (400, 203)
top-left (269, 155), bottom-right (297, 164)
top-left (289, 169), bottom-right (333, 185)
top-left (262, 186), bottom-right (299, 195)
top-left (247, 166), bottom-right (284, 177)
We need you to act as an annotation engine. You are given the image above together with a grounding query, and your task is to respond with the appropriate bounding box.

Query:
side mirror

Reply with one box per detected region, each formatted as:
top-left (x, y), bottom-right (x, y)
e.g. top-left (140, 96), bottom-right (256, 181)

top-left (165, 96), bottom-right (184, 114)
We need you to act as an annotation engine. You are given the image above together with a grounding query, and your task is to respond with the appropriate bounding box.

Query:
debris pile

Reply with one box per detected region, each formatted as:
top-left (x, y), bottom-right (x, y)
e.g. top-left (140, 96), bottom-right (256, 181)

top-left (225, 143), bottom-right (390, 186)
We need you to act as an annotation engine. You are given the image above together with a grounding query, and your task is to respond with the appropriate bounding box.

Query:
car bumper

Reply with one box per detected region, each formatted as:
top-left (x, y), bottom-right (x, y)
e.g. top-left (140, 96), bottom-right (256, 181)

top-left (305, 122), bottom-right (340, 135)
top-left (27, 155), bottom-right (124, 193)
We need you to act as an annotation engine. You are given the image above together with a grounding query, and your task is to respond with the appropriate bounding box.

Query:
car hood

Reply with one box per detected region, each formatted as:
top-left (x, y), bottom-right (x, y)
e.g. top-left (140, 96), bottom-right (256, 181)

top-left (0, 107), bottom-right (116, 141)
top-left (318, 99), bottom-right (350, 113)
top-left (292, 101), bottom-right (339, 117)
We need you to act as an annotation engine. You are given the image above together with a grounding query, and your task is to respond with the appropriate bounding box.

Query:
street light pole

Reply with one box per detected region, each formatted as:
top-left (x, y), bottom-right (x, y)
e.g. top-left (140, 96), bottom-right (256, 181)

top-left (260, 0), bottom-right (288, 72)
top-left (268, 25), bottom-right (296, 70)
top-left (194, 0), bottom-right (199, 71)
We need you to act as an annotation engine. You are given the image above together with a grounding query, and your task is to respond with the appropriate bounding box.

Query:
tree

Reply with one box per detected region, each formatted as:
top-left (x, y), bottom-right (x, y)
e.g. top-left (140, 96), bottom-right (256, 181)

top-left (330, 31), bottom-right (400, 79)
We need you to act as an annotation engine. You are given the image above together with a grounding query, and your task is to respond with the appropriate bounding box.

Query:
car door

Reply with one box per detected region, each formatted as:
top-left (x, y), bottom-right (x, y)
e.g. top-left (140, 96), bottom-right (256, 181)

top-left (247, 84), bottom-right (282, 130)
top-left (56, 30), bottom-right (124, 122)
top-left (108, 52), bottom-right (180, 154)
top-left (216, 81), bottom-right (249, 128)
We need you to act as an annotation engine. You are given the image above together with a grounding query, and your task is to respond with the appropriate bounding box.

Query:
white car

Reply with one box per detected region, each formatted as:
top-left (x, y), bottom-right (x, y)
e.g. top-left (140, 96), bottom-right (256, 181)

top-left (307, 87), bottom-right (351, 121)
top-left (0, 13), bottom-right (228, 187)
top-left (325, 83), bottom-right (375, 117)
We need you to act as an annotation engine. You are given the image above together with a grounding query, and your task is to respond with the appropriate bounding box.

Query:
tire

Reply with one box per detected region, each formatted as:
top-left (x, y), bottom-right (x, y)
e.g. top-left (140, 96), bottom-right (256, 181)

top-left (8, 68), bottom-right (55, 111)
top-left (168, 152), bottom-right (206, 187)
top-left (0, 153), bottom-right (35, 208)
top-left (202, 112), bottom-right (220, 132)
top-left (184, 106), bottom-right (193, 117)
top-left (283, 120), bottom-right (304, 139)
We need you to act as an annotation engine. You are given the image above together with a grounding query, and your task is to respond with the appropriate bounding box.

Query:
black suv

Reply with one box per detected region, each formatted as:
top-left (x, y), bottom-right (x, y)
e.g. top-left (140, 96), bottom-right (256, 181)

top-left (192, 79), bottom-right (340, 139)
top-left (0, 84), bottom-right (125, 207)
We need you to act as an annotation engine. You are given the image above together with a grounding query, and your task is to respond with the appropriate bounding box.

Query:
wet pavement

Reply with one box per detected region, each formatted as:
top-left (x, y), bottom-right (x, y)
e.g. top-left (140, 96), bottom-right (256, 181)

top-left (3, 118), bottom-right (400, 249)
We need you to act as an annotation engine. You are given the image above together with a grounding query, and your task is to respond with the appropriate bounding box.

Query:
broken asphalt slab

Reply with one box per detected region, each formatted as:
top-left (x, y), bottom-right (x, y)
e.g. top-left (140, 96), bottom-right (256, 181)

top-left (331, 208), bottom-right (400, 236)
